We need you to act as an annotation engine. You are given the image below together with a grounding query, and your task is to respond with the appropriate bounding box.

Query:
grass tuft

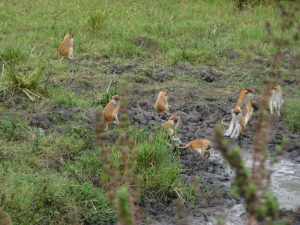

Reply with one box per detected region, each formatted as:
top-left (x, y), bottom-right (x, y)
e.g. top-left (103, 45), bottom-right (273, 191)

top-left (283, 98), bottom-right (300, 133)
top-left (0, 64), bottom-right (44, 101)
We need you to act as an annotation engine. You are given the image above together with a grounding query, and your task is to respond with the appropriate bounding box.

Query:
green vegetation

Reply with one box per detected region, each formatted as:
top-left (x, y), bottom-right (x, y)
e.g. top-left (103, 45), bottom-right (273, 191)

top-left (0, 0), bottom-right (287, 65)
top-left (0, 64), bottom-right (44, 101)
top-left (134, 128), bottom-right (193, 202)
top-left (283, 99), bottom-right (300, 133)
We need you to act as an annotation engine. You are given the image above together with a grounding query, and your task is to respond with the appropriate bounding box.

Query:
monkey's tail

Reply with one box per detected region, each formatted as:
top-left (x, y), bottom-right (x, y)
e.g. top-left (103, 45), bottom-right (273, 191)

top-left (221, 118), bottom-right (230, 126)
top-left (177, 143), bottom-right (188, 149)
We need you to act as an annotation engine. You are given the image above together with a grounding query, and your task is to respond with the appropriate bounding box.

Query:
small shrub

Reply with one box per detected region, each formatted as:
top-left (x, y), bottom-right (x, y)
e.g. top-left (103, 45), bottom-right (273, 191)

top-left (283, 98), bottom-right (300, 133)
top-left (0, 64), bottom-right (44, 101)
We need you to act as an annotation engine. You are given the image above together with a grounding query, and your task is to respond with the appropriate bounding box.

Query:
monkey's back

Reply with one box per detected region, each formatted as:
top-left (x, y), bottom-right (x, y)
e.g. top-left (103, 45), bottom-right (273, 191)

top-left (103, 102), bottom-right (115, 123)
top-left (58, 41), bottom-right (72, 57)
top-left (188, 139), bottom-right (211, 149)
top-left (155, 96), bottom-right (168, 113)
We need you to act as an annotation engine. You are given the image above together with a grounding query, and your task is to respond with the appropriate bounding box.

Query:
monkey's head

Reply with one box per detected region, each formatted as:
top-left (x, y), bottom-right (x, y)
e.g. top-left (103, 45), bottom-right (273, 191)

top-left (170, 115), bottom-right (180, 124)
top-left (111, 95), bottom-right (121, 105)
top-left (273, 85), bottom-right (282, 92)
top-left (242, 87), bottom-right (253, 97)
top-left (159, 91), bottom-right (168, 100)
top-left (232, 107), bottom-right (242, 115)
top-left (63, 34), bottom-right (74, 42)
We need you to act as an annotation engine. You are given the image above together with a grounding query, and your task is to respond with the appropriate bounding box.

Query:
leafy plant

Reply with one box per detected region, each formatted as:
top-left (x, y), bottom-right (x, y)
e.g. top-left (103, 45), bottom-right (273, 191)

top-left (0, 64), bottom-right (44, 101)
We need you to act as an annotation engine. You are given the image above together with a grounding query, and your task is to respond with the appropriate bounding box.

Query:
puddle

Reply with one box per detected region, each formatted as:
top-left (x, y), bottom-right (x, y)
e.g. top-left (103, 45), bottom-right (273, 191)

top-left (210, 149), bottom-right (300, 224)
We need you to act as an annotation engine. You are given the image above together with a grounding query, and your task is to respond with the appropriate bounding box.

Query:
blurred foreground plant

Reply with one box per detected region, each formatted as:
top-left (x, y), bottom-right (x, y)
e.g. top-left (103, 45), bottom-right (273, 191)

top-left (95, 86), bottom-right (142, 225)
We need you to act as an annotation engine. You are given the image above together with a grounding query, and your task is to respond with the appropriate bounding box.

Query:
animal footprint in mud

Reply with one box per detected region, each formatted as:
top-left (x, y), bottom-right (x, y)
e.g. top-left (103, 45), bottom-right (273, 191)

top-left (178, 139), bottom-right (212, 158)
top-left (58, 33), bottom-right (74, 59)
top-left (155, 91), bottom-right (171, 114)
top-left (103, 95), bottom-right (121, 131)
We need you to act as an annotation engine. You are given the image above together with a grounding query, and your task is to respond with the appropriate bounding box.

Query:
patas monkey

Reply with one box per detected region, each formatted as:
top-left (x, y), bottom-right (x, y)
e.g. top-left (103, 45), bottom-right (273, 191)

top-left (155, 91), bottom-right (170, 114)
top-left (223, 107), bottom-right (246, 139)
top-left (269, 85), bottom-right (283, 116)
top-left (179, 139), bottom-right (212, 158)
top-left (235, 88), bottom-right (254, 124)
top-left (58, 34), bottom-right (74, 59)
top-left (103, 95), bottom-right (121, 130)
top-left (162, 115), bottom-right (182, 144)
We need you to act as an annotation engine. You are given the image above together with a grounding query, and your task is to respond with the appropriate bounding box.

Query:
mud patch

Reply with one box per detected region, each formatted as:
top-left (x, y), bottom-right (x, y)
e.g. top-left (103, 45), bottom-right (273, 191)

top-left (128, 87), bottom-right (300, 224)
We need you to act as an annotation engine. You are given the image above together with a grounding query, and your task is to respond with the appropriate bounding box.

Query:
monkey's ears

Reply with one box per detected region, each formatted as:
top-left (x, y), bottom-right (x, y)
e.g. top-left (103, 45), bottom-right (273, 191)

top-left (112, 95), bottom-right (121, 100)
top-left (245, 88), bottom-right (254, 93)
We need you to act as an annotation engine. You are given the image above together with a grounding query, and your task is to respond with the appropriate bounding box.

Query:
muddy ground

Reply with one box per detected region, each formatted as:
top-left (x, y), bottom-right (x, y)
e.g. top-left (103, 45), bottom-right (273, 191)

top-left (3, 54), bottom-right (300, 224)
top-left (128, 86), bottom-right (300, 224)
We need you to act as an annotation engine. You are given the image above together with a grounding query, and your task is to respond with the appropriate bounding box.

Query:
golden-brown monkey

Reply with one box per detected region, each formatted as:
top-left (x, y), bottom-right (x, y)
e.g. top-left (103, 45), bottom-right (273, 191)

top-left (179, 139), bottom-right (212, 158)
top-left (155, 91), bottom-right (170, 114)
top-left (269, 84), bottom-right (284, 116)
top-left (162, 115), bottom-right (182, 143)
top-left (58, 34), bottom-right (74, 59)
top-left (223, 107), bottom-right (246, 139)
top-left (235, 88), bottom-right (254, 124)
top-left (103, 95), bottom-right (121, 130)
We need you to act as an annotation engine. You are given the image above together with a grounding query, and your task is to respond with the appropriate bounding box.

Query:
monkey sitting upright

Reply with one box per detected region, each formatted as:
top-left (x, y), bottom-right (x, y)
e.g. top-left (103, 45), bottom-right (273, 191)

top-left (162, 114), bottom-right (182, 144)
top-left (223, 106), bottom-right (246, 139)
top-left (103, 95), bottom-right (121, 130)
top-left (58, 33), bottom-right (74, 59)
top-left (155, 91), bottom-right (170, 114)
top-left (269, 84), bottom-right (284, 116)
top-left (235, 88), bottom-right (254, 125)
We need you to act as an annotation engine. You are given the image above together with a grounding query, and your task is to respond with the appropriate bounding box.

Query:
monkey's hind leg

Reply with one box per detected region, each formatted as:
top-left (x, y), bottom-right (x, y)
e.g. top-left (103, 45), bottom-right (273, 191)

top-left (104, 123), bottom-right (109, 131)
top-left (224, 117), bottom-right (234, 136)
top-left (269, 98), bottom-right (274, 114)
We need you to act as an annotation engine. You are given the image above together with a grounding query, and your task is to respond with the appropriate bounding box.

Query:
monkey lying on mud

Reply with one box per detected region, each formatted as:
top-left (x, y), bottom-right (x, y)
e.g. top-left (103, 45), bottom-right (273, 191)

top-left (178, 139), bottom-right (212, 158)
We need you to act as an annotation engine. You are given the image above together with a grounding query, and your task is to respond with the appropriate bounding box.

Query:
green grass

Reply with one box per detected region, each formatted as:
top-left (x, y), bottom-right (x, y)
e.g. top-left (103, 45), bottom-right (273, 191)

top-left (131, 127), bottom-right (194, 202)
top-left (283, 98), bottom-right (300, 133)
top-left (0, 0), bottom-right (284, 65)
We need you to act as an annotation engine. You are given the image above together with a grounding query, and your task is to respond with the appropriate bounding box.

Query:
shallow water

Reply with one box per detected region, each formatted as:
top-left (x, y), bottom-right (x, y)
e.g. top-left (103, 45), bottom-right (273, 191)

top-left (211, 150), bottom-right (300, 224)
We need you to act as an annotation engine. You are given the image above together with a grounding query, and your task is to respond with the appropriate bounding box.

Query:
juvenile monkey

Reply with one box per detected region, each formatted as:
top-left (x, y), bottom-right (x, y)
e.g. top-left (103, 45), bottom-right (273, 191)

top-left (155, 91), bottom-right (170, 114)
top-left (58, 33), bottom-right (74, 59)
top-left (179, 139), bottom-right (212, 158)
top-left (235, 88), bottom-right (254, 124)
top-left (223, 107), bottom-right (246, 139)
top-left (162, 115), bottom-right (182, 143)
top-left (103, 95), bottom-right (121, 130)
top-left (269, 84), bottom-right (284, 116)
